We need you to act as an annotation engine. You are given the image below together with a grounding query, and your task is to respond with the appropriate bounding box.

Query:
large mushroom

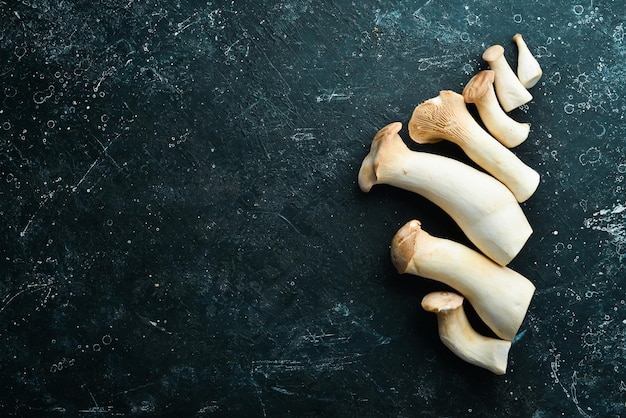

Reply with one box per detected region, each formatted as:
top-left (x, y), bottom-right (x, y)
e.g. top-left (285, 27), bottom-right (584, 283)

top-left (391, 220), bottom-right (535, 341)
top-left (408, 90), bottom-right (540, 202)
top-left (358, 122), bottom-right (532, 266)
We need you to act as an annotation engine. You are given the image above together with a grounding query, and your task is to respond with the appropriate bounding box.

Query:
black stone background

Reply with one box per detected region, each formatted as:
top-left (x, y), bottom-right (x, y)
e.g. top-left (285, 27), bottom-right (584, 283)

top-left (1, 1), bottom-right (626, 416)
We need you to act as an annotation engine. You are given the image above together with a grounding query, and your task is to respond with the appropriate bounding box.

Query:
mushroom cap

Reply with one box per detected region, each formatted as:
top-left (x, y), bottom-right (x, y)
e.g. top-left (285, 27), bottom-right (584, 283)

top-left (408, 90), bottom-right (468, 144)
top-left (462, 70), bottom-right (495, 104)
top-left (357, 122), bottom-right (403, 192)
top-left (482, 45), bottom-right (505, 62)
top-left (390, 219), bottom-right (422, 274)
top-left (421, 291), bottom-right (464, 313)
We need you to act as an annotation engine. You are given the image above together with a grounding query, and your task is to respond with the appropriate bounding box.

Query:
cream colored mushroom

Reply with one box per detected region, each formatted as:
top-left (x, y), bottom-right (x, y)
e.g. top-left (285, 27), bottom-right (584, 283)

top-left (391, 220), bottom-right (535, 340)
top-left (421, 291), bottom-right (511, 375)
top-left (462, 70), bottom-right (530, 148)
top-left (358, 122), bottom-right (532, 266)
top-left (482, 44), bottom-right (533, 112)
top-left (513, 33), bottom-right (542, 89)
top-left (408, 90), bottom-right (540, 202)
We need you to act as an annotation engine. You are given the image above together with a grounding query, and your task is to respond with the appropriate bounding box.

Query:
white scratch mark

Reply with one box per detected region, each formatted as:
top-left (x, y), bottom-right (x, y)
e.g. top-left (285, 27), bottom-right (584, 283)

top-left (93, 66), bottom-right (117, 93)
top-left (550, 348), bottom-right (591, 418)
top-left (252, 355), bottom-right (363, 379)
top-left (414, 0), bottom-right (434, 17)
top-left (583, 202), bottom-right (626, 260)
top-left (72, 158), bottom-right (100, 193)
top-left (315, 88), bottom-right (352, 103)
top-left (174, 12), bottom-right (200, 36)
top-left (0, 281), bottom-right (55, 314)
top-left (417, 54), bottom-right (457, 71)
top-left (147, 320), bottom-right (172, 334)
top-left (270, 386), bottom-right (295, 395)
top-left (223, 39), bottom-right (241, 56)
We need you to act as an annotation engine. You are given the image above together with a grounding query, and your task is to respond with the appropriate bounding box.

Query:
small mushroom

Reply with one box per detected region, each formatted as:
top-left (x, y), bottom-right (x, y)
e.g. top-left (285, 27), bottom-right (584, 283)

top-left (482, 44), bottom-right (533, 112)
top-left (421, 291), bottom-right (511, 375)
top-left (408, 90), bottom-right (540, 202)
top-left (513, 33), bottom-right (542, 89)
top-left (462, 70), bottom-right (531, 148)
top-left (359, 123), bottom-right (533, 266)
top-left (391, 220), bottom-right (535, 340)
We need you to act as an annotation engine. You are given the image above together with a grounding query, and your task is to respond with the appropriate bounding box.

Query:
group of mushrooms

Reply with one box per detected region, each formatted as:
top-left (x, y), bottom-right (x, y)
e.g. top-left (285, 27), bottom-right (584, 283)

top-left (358, 34), bottom-right (543, 374)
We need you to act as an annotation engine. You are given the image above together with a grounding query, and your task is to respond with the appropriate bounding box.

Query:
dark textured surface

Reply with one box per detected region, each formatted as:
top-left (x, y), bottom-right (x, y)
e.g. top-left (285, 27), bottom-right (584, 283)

top-left (1, 1), bottom-right (626, 416)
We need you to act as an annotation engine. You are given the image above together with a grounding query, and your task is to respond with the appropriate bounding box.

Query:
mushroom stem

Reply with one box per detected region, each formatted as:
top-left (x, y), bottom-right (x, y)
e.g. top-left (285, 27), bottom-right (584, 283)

top-left (421, 291), bottom-right (511, 375)
top-left (392, 220), bottom-right (535, 340)
top-left (462, 70), bottom-right (530, 148)
top-left (359, 122), bottom-right (532, 266)
top-left (513, 33), bottom-right (542, 89)
top-left (482, 44), bottom-right (532, 112)
top-left (408, 90), bottom-right (540, 202)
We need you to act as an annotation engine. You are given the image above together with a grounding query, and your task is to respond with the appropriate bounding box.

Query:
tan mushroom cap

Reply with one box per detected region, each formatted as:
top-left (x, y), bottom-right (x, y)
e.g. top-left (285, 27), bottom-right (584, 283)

top-left (357, 121), bottom-right (403, 193)
top-left (407, 90), bottom-right (464, 145)
top-left (482, 44), bottom-right (505, 62)
top-left (421, 291), bottom-right (464, 313)
top-left (390, 219), bottom-right (421, 274)
top-left (462, 70), bottom-right (496, 104)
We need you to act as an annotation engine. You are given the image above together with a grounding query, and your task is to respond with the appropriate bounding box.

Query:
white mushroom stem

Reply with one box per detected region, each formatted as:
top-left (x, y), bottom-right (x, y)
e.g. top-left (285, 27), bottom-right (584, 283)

top-left (482, 44), bottom-right (533, 112)
top-left (421, 291), bottom-right (511, 375)
top-left (408, 90), bottom-right (540, 202)
top-left (392, 220), bottom-right (535, 340)
top-left (358, 122), bottom-right (532, 266)
top-left (462, 70), bottom-right (530, 148)
top-left (513, 33), bottom-right (542, 89)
